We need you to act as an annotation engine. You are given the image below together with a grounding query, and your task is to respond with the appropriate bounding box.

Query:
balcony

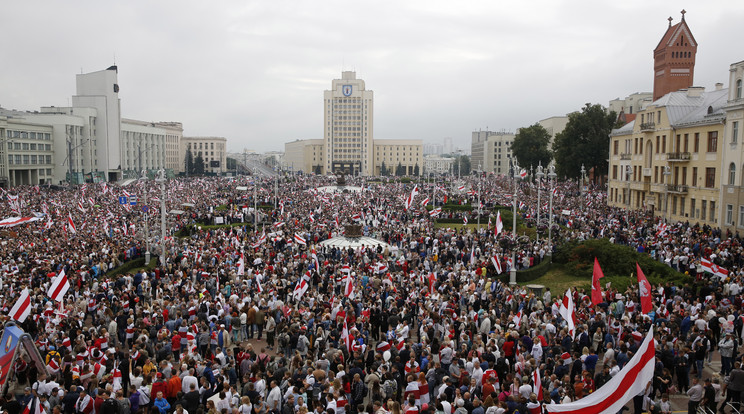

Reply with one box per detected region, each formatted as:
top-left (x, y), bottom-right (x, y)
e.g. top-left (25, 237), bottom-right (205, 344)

top-left (642, 167), bottom-right (652, 177)
top-left (666, 152), bottom-right (691, 162)
top-left (666, 184), bottom-right (688, 194)
top-left (640, 122), bottom-right (656, 132)
top-left (620, 153), bottom-right (632, 160)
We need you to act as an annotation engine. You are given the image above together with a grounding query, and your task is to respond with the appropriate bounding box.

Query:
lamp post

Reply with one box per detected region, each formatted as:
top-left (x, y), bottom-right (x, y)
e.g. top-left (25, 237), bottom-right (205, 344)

top-left (156, 169), bottom-right (166, 267)
top-left (253, 167), bottom-right (258, 231)
top-left (663, 165), bottom-right (671, 221)
top-left (477, 163), bottom-right (482, 231)
top-left (547, 164), bottom-right (556, 259)
top-left (536, 162), bottom-right (544, 242)
top-left (626, 165), bottom-right (632, 208)
top-left (510, 160), bottom-right (520, 285)
top-left (580, 164), bottom-right (586, 197)
top-left (140, 170), bottom-right (150, 265)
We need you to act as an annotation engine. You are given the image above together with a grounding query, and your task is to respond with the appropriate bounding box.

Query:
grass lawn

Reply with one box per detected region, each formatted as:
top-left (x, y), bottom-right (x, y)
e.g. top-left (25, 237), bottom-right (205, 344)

top-left (522, 265), bottom-right (591, 293)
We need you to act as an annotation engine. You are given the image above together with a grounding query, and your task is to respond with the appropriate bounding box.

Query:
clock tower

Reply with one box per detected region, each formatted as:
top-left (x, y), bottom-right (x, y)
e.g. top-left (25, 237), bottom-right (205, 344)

top-left (653, 10), bottom-right (697, 101)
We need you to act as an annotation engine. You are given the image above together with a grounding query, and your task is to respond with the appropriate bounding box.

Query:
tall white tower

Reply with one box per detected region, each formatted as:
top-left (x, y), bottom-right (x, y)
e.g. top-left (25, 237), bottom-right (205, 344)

top-left (72, 65), bottom-right (122, 181)
top-left (323, 71), bottom-right (374, 176)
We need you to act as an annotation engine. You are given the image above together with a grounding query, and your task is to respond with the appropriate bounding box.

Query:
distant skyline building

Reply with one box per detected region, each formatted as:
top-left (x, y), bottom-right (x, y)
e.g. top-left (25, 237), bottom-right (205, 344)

top-left (286, 72), bottom-right (422, 176)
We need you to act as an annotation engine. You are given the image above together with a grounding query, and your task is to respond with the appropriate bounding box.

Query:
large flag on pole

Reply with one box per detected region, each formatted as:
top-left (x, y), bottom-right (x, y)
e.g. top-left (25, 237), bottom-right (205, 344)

top-left (559, 289), bottom-right (576, 339)
top-left (545, 328), bottom-right (655, 414)
top-left (591, 258), bottom-right (605, 305)
top-left (495, 211), bottom-right (504, 236)
top-left (636, 263), bottom-right (653, 314)
top-left (47, 269), bottom-right (70, 302)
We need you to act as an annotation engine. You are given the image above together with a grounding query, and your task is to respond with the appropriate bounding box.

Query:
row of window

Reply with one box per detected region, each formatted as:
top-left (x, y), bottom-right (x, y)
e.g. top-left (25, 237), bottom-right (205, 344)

top-left (724, 204), bottom-right (744, 227)
top-left (613, 130), bottom-right (722, 155)
top-left (613, 164), bottom-right (717, 188)
top-left (8, 142), bottom-right (52, 152)
top-left (6, 130), bottom-right (52, 140)
top-left (8, 155), bottom-right (53, 165)
top-left (611, 188), bottom-right (717, 223)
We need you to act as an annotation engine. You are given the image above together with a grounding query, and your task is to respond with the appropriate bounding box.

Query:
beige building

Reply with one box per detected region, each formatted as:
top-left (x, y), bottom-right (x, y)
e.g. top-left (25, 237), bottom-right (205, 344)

top-left (181, 136), bottom-right (227, 174)
top-left (471, 131), bottom-right (515, 175)
top-left (537, 116), bottom-right (569, 144)
top-left (121, 119), bottom-right (167, 177)
top-left (608, 93), bottom-right (653, 118)
top-left (373, 140), bottom-right (423, 176)
top-left (285, 72), bottom-right (422, 176)
top-left (608, 86), bottom-right (728, 226)
top-left (719, 61), bottom-right (744, 232)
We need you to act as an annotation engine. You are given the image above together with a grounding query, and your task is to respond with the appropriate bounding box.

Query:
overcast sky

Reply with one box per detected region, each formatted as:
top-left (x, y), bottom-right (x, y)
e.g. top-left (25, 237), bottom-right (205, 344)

top-left (3, 1), bottom-right (743, 154)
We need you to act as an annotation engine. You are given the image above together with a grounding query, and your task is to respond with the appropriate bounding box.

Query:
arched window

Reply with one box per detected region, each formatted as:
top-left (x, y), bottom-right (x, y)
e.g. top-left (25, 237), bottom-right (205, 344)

top-left (730, 163), bottom-right (736, 186)
top-left (737, 79), bottom-right (743, 100)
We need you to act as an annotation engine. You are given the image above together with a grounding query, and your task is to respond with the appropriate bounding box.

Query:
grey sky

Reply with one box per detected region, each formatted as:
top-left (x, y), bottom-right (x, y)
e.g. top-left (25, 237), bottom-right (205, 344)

top-left (2, 1), bottom-right (743, 154)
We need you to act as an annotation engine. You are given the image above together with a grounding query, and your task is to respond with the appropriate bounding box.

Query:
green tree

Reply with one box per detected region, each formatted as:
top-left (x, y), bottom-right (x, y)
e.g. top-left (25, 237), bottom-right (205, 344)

top-left (194, 154), bottom-right (205, 175)
top-left (512, 123), bottom-right (552, 170)
top-left (185, 144), bottom-right (194, 176)
top-left (455, 155), bottom-right (471, 176)
top-left (413, 163), bottom-right (420, 176)
top-left (396, 162), bottom-right (404, 176)
top-left (226, 157), bottom-right (237, 170)
top-left (380, 161), bottom-right (388, 176)
top-left (552, 103), bottom-right (616, 180)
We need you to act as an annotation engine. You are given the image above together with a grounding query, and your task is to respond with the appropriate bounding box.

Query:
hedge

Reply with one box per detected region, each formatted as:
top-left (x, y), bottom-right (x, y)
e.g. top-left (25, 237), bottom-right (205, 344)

top-left (552, 238), bottom-right (692, 291)
top-left (107, 256), bottom-right (157, 277)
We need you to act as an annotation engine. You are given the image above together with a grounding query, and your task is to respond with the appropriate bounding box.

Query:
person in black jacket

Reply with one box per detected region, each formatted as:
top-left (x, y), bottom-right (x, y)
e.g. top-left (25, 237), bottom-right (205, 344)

top-left (182, 382), bottom-right (200, 414)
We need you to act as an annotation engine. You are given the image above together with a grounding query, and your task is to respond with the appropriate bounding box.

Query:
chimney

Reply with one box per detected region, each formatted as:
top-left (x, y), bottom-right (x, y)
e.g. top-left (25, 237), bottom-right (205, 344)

top-left (686, 86), bottom-right (705, 97)
top-left (715, 82), bottom-right (724, 91)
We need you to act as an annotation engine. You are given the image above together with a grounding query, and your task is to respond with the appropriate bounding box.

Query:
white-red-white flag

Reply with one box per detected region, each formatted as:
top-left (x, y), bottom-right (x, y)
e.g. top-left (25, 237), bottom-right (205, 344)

top-left (559, 289), bottom-right (576, 339)
top-left (495, 211), bottom-right (504, 236)
top-left (491, 255), bottom-right (502, 274)
top-left (47, 269), bottom-right (70, 302)
top-left (67, 213), bottom-right (76, 234)
top-left (294, 233), bottom-right (307, 245)
top-left (545, 328), bottom-right (655, 414)
top-left (10, 288), bottom-right (32, 322)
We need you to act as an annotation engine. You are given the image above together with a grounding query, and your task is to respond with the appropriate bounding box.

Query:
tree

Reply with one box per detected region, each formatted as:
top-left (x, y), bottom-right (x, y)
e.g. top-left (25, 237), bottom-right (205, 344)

top-left (226, 157), bottom-right (237, 171)
top-left (512, 123), bottom-right (552, 170)
top-left (413, 163), bottom-right (420, 176)
top-left (380, 161), bottom-right (388, 176)
top-left (396, 162), bottom-right (404, 176)
top-left (552, 103), bottom-right (617, 180)
top-left (194, 154), bottom-right (205, 175)
top-left (455, 155), bottom-right (471, 176)
top-left (185, 144), bottom-right (194, 176)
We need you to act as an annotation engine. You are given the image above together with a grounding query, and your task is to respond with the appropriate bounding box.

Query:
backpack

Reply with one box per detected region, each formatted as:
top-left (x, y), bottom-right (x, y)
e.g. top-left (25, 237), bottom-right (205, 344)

top-left (297, 336), bottom-right (307, 352)
top-left (383, 379), bottom-right (397, 400)
top-left (101, 398), bottom-right (119, 414)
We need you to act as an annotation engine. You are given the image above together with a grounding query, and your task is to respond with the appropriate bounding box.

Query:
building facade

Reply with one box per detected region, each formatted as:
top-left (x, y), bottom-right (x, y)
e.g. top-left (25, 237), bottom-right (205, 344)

top-left (608, 87), bottom-right (728, 226)
top-left (323, 71), bottom-right (374, 175)
top-left (719, 61), bottom-right (744, 231)
top-left (424, 155), bottom-right (455, 175)
top-left (0, 114), bottom-right (55, 186)
top-left (285, 72), bottom-right (423, 176)
top-left (181, 137), bottom-right (227, 174)
top-left (471, 131), bottom-right (515, 175)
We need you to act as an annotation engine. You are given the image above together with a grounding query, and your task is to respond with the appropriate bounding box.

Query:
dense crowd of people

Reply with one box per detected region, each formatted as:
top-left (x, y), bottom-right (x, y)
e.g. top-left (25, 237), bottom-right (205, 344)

top-left (0, 173), bottom-right (743, 414)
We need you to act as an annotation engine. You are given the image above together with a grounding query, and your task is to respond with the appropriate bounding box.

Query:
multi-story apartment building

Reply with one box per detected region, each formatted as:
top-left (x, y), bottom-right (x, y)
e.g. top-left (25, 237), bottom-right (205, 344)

top-left (719, 61), bottom-right (744, 231)
top-left (181, 136), bottom-right (227, 174)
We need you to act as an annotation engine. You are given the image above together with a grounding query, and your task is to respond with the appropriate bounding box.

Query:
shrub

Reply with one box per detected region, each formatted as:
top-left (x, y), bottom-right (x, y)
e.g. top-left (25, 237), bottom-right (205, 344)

top-left (552, 239), bottom-right (692, 291)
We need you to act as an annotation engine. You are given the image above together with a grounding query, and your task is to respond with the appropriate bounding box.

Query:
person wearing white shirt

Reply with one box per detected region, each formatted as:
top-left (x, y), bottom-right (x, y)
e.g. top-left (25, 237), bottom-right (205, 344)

top-left (266, 381), bottom-right (283, 412)
top-left (182, 368), bottom-right (198, 395)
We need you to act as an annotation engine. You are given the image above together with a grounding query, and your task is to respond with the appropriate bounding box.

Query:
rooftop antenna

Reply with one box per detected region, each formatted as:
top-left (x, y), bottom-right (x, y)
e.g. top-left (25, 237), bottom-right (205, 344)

top-left (113, 52), bottom-right (116, 65)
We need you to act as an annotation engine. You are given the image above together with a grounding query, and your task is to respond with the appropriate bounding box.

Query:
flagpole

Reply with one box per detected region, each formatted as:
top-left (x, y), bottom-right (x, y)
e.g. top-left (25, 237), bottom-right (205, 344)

top-left (510, 161), bottom-right (519, 285)
top-left (547, 164), bottom-right (556, 262)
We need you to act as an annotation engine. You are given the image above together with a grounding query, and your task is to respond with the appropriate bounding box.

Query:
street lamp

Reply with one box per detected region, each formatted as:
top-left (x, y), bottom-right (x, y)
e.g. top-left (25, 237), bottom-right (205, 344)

top-left (547, 164), bottom-right (557, 260)
top-left (477, 163), bottom-right (482, 231)
top-left (580, 164), bottom-right (586, 198)
top-left (156, 169), bottom-right (167, 266)
top-left (139, 171), bottom-right (151, 265)
top-left (536, 162), bottom-right (544, 242)
top-left (510, 160), bottom-right (520, 285)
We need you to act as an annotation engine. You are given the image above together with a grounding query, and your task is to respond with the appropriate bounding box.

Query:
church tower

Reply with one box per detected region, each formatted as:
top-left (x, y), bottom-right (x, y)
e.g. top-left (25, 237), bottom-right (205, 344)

top-left (653, 10), bottom-right (698, 101)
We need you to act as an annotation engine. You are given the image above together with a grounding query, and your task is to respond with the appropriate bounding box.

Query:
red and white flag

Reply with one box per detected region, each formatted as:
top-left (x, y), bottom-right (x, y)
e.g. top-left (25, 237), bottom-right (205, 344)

top-left (636, 263), bottom-right (653, 314)
top-left (463, 215), bottom-right (468, 225)
top-left (294, 233), bottom-right (306, 246)
top-left (47, 269), bottom-right (70, 302)
top-left (559, 289), bottom-right (576, 339)
top-left (491, 255), bottom-right (502, 274)
top-left (545, 328), bottom-right (655, 414)
top-left (533, 369), bottom-right (544, 402)
top-left (519, 169), bottom-right (527, 179)
top-left (293, 279), bottom-right (309, 300)
top-left (67, 213), bottom-right (76, 234)
top-left (237, 253), bottom-right (245, 276)
top-left (591, 258), bottom-right (604, 305)
top-left (404, 185), bottom-right (419, 210)
top-left (495, 211), bottom-right (504, 236)
top-left (420, 197), bottom-right (430, 206)
top-left (344, 273), bottom-right (354, 298)
top-left (429, 207), bottom-right (442, 217)
top-left (10, 288), bottom-right (32, 323)
top-left (513, 310), bottom-right (522, 328)
top-left (21, 397), bottom-right (44, 414)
